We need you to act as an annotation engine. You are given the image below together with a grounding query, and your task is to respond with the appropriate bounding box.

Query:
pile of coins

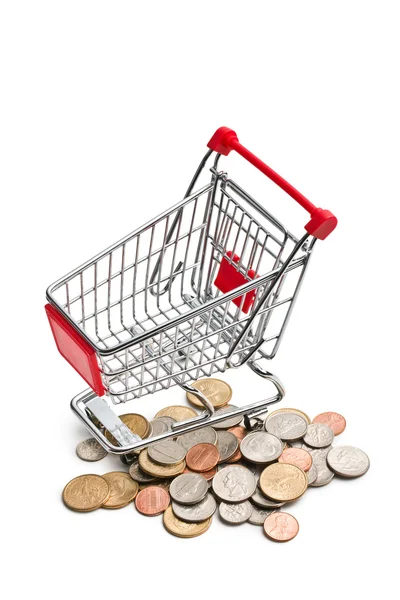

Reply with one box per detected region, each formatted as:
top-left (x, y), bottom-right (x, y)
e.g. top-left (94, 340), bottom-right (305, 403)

top-left (63, 378), bottom-right (370, 542)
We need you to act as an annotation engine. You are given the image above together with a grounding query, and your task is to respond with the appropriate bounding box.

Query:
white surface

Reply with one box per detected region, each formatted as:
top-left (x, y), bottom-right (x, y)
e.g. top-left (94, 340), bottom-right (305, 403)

top-left (1, 2), bottom-right (398, 598)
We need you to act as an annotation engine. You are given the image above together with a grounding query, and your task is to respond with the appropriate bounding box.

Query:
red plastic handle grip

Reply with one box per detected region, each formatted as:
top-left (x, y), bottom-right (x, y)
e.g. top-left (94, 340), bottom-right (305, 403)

top-left (207, 127), bottom-right (337, 240)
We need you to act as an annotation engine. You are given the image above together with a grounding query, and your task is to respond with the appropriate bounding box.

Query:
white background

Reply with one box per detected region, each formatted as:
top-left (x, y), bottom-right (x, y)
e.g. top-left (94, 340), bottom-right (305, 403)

top-left (1, 1), bottom-right (398, 598)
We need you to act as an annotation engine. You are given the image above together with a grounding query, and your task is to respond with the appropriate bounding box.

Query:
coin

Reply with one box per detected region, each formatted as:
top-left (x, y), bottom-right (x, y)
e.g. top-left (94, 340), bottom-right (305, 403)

top-left (251, 487), bottom-right (286, 508)
top-left (149, 419), bottom-right (169, 436)
top-left (240, 431), bottom-right (283, 463)
top-left (307, 463), bottom-right (318, 485)
top-left (101, 472), bottom-right (139, 509)
top-left (216, 430), bottom-right (239, 462)
top-left (249, 505), bottom-right (278, 525)
top-left (303, 423), bottom-right (334, 448)
top-left (176, 426), bottom-right (217, 452)
top-left (226, 426), bottom-right (247, 462)
top-left (105, 413), bottom-right (150, 445)
top-left (147, 440), bottom-right (186, 465)
top-left (155, 416), bottom-right (177, 428)
top-left (212, 465), bottom-right (256, 502)
top-left (186, 378), bottom-right (233, 408)
top-left (171, 493), bottom-right (217, 522)
top-left (154, 405), bottom-right (198, 421)
top-left (303, 444), bottom-right (335, 487)
top-left (135, 485), bottom-right (170, 516)
top-left (265, 411), bottom-right (308, 441)
top-left (76, 438), bottom-right (107, 462)
top-left (312, 412), bottom-right (346, 435)
top-left (226, 448), bottom-right (242, 463)
top-left (263, 511), bottom-right (299, 542)
top-left (62, 474), bottom-right (110, 512)
top-left (184, 465), bottom-right (216, 481)
top-left (129, 461), bottom-right (158, 483)
top-left (212, 405), bottom-right (243, 429)
top-left (219, 500), bottom-right (252, 524)
top-left (169, 473), bottom-right (208, 505)
top-left (267, 408), bottom-right (311, 424)
top-left (139, 449), bottom-right (185, 478)
top-left (163, 505), bottom-right (212, 538)
top-left (326, 446), bottom-right (370, 478)
top-left (186, 443), bottom-right (220, 472)
top-left (259, 463), bottom-right (308, 502)
top-left (278, 447), bottom-right (312, 472)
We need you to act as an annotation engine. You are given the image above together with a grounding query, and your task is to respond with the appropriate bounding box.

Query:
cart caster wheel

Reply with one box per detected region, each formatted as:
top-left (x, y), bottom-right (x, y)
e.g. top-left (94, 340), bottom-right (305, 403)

top-left (119, 453), bottom-right (138, 466)
top-left (244, 415), bottom-right (264, 431)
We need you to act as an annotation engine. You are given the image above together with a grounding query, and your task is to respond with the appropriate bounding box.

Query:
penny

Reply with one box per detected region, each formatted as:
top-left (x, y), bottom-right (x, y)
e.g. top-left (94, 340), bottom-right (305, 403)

top-left (147, 440), bottom-right (186, 465)
top-left (184, 465), bottom-right (217, 481)
top-left (326, 446), bottom-right (370, 478)
top-left (139, 449), bottom-right (185, 478)
top-left (163, 505), bottom-right (212, 538)
top-left (149, 419), bottom-right (169, 436)
top-left (226, 448), bottom-right (242, 463)
top-left (265, 411), bottom-right (308, 441)
top-left (186, 443), bottom-right (220, 472)
top-left (251, 487), bottom-right (286, 509)
top-left (303, 423), bottom-right (334, 448)
top-left (212, 405), bottom-right (243, 429)
top-left (264, 511), bottom-right (299, 542)
top-left (176, 427), bottom-right (217, 452)
top-left (278, 447), bottom-right (312, 472)
top-left (216, 430), bottom-right (239, 462)
top-left (303, 444), bottom-right (335, 487)
top-left (267, 408), bottom-right (311, 425)
top-left (312, 412), bottom-right (346, 435)
top-left (154, 405), bottom-right (198, 422)
top-left (259, 463), bottom-right (308, 502)
top-left (169, 473), bottom-right (208, 505)
top-left (186, 378), bottom-right (233, 408)
top-left (76, 438), bottom-right (107, 462)
top-left (135, 485), bottom-right (170, 516)
top-left (212, 465), bottom-right (256, 502)
top-left (307, 463), bottom-right (318, 485)
top-left (62, 474), bottom-right (110, 512)
top-left (171, 493), bottom-right (217, 522)
top-left (249, 505), bottom-right (278, 526)
top-left (129, 461), bottom-right (158, 483)
top-left (240, 431), bottom-right (283, 464)
top-left (105, 413), bottom-right (150, 445)
top-left (101, 472), bottom-right (139, 509)
top-left (219, 500), bottom-right (252, 524)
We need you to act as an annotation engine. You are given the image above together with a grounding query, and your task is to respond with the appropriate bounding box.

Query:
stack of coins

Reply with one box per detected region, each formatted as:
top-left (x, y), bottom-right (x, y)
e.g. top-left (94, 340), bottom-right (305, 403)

top-left (64, 379), bottom-right (369, 542)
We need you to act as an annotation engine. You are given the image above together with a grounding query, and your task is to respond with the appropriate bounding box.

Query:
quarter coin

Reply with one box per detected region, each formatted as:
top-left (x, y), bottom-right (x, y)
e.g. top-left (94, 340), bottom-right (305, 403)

top-left (265, 411), bottom-right (308, 441)
top-left (259, 463), bottom-right (308, 502)
top-left (169, 473), bottom-right (208, 505)
top-left (240, 431), bottom-right (283, 464)
top-left (171, 493), bottom-right (217, 522)
top-left (139, 449), bottom-right (185, 478)
top-left (62, 474), bottom-right (110, 512)
top-left (263, 511), bottom-right (299, 542)
top-left (147, 440), bottom-right (186, 465)
top-left (249, 505), bottom-right (278, 526)
top-left (267, 408), bottom-right (311, 424)
top-left (278, 447), bottom-right (312, 472)
top-left (219, 500), bottom-right (252, 524)
top-left (186, 378), bottom-right (232, 408)
top-left (212, 405), bottom-right (243, 429)
top-left (76, 438), bottom-right (107, 462)
top-left (186, 443), bottom-right (220, 472)
top-left (135, 485), bottom-right (170, 516)
top-left (101, 472), bottom-right (139, 509)
top-left (149, 419), bottom-right (169, 436)
top-left (163, 505), bottom-right (212, 538)
top-left (176, 427), bottom-right (217, 452)
top-left (251, 487), bottom-right (286, 509)
top-left (216, 430), bottom-right (239, 462)
top-left (154, 405), bottom-right (198, 421)
top-left (303, 423), bottom-right (334, 448)
top-left (326, 446), bottom-right (370, 478)
top-left (212, 465), bottom-right (256, 502)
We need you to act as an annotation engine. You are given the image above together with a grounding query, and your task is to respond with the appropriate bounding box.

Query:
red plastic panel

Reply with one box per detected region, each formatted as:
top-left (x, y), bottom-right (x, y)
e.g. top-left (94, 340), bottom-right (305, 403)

top-left (214, 252), bottom-right (257, 314)
top-left (45, 304), bottom-right (105, 396)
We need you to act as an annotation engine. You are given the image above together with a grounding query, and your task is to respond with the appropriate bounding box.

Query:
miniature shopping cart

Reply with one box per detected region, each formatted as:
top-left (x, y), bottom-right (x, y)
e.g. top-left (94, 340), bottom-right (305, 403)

top-left (45, 127), bottom-right (337, 454)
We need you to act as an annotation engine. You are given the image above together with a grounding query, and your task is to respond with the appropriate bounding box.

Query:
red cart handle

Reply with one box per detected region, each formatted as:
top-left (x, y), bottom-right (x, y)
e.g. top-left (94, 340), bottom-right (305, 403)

top-left (208, 127), bottom-right (337, 240)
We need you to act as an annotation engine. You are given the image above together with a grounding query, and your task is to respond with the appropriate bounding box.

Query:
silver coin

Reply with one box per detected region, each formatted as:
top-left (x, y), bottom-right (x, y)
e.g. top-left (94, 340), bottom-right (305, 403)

top-left (76, 438), bottom-right (107, 461)
top-left (216, 461), bottom-right (258, 476)
top-left (212, 405), bottom-right (243, 429)
top-left (216, 430), bottom-right (239, 462)
top-left (171, 493), bottom-right (217, 522)
top-left (176, 426), bottom-right (217, 452)
top-left (303, 423), bottom-right (334, 448)
top-left (149, 419), bottom-right (169, 436)
top-left (219, 500), bottom-right (252, 524)
top-left (307, 462), bottom-right (318, 485)
top-left (147, 440), bottom-right (186, 465)
top-left (169, 473), bottom-right (208, 505)
top-left (327, 446), bottom-right (370, 478)
top-left (265, 411), bottom-right (308, 441)
top-left (212, 465), bottom-right (256, 502)
top-left (251, 486), bottom-right (286, 508)
top-left (155, 416), bottom-right (177, 428)
top-left (128, 461), bottom-right (157, 483)
top-left (303, 444), bottom-right (335, 487)
top-left (240, 431), bottom-right (283, 463)
top-left (248, 505), bottom-right (279, 526)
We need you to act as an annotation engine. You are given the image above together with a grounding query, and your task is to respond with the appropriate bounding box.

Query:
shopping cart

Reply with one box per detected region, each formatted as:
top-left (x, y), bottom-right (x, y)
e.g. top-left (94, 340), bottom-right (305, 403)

top-left (45, 127), bottom-right (337, 454)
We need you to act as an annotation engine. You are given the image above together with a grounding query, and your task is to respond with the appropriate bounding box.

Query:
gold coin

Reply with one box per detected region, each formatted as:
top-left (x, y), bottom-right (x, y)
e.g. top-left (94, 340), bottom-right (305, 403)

top-left (101, 472), bottom-right (139, 509)
top-left (186, 378), bottom-right (233, 408)
top-left (163, 506), bottom-right (212, 538)
top-left (266, 408), bottom-right (311, 425)
top-left (139, 449), bottom-right (186, 478)
top-left (259, 463), bottom-right (308, 502)
top-left (154, 405), bottom-right (198, 422)
top-left (62, 474), bottom-right (110, 512)
top-left (105, 413), bottom-right (150, 445)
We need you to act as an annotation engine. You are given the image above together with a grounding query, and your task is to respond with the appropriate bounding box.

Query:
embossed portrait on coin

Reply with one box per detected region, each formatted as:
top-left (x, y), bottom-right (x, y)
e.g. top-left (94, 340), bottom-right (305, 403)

top-left (270, 514), bottom-right (289, 536)
top-left (223, 469), bottom-right (247, 499)
top-left (248, 436), bottom-right (275, 457)
top-left (336, 448), bottom-right (365, 471)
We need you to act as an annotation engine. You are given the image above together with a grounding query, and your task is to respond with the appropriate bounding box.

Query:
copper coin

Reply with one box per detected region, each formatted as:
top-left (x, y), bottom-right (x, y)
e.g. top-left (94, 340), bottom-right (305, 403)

top-left (226, 447), bottom-right (242, 463)
top-left (278, 447), bottom-right (312, 472)
top-left (184, 465), bottom-right (217, 481)
top-left (263, 511), bottom-right (299, 542)
top-left (186, 443), bottom-right (220, 472)
top-left (312, 412), bottom-right (346, 435)
top-left (135, 485), bottom-right (170, 516)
